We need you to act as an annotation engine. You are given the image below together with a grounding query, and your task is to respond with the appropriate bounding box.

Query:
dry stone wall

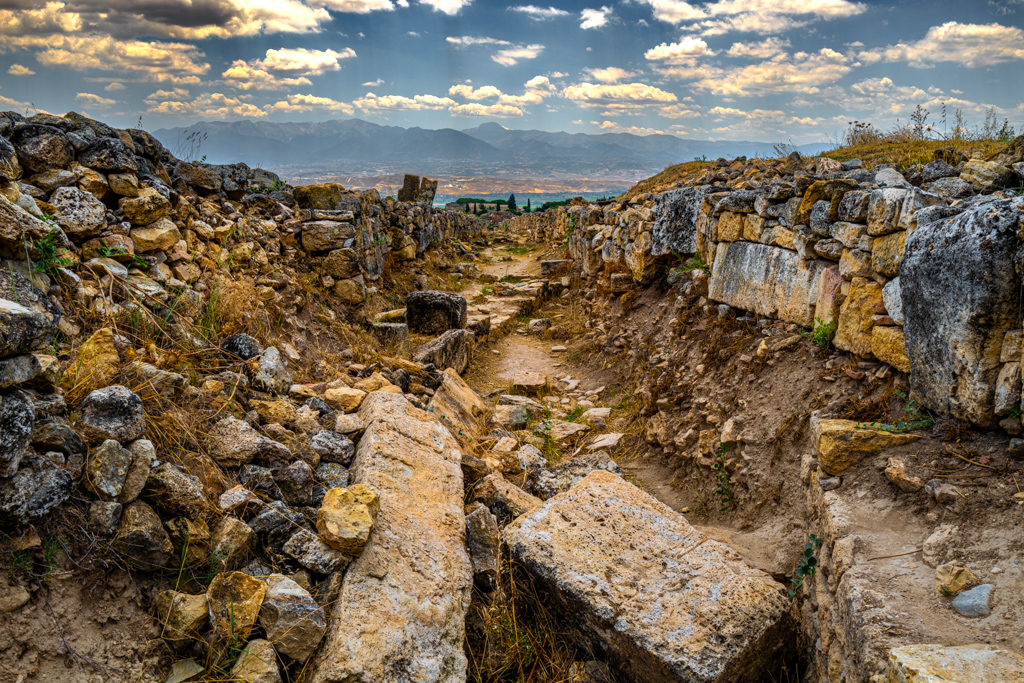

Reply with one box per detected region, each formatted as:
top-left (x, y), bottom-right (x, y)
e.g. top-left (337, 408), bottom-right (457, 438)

top-left (511, 150), bottom-right (1024, 430)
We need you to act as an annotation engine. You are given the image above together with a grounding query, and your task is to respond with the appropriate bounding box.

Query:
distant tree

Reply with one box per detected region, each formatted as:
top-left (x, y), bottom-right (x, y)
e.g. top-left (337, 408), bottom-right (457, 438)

top-left (507, 194), bottom-right (517, 212)
top-left (526, 198), bottom-right (531, 212)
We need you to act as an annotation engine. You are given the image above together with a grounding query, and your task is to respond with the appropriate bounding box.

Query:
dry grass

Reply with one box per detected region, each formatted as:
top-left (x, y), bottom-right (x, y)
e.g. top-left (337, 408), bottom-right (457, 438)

top-left (822, 138), bottom-right (1003, 172)
top-left (621, 160), bottom-right (706, 198)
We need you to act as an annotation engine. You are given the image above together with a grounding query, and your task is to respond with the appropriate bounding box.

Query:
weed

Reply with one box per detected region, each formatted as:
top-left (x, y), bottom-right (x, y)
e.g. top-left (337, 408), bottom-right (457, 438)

top-left (249, 179), bottom-right (286, 194)
top-left (564, 405), bottom-right (586, 423)
top-left (788, 534), bottom-right (824, 601)
top-left (713, 443), bottom-right (734, 512)
top-left (856, 389), bottom-right (934, 433)
top-left (505, 245), bottom-right (532, 256)
top-left (30, 229), bottom-right (73, 276)
top-left (801, 317), bottom-right (837, 351)
top-left (95, 239), bottom-right (148, 268)
top-left (481, 285), bottom-right (494, 295)
top-left (671, 255), bottom-right (709, 275)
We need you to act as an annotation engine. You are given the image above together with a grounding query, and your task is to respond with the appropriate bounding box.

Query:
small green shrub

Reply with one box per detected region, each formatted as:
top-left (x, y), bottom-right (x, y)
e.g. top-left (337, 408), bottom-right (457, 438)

top-left (855, 389), bottom-right (934, 433)
top-left (788, 534), bottom-right (824, 601)
top-left (671, 254), bottom-right (709, 275)
top-left (30, 229), bottom-right (73, 277)
top-left (713, 443), bottom-right (734, 512)
top-left (801, 317), bottom-right (837, 351)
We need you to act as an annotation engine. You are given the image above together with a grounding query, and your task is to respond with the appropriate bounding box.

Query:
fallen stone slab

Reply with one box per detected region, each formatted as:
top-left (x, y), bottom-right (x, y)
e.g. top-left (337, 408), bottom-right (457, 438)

top-left (886, 644), bottom-right (1024, 682)
top-left (309, 391), bottom-right (472, 683)
top-left (412, 328), bottom-right (473, 374)
top-left (504, 471), bottom-right (796, 683)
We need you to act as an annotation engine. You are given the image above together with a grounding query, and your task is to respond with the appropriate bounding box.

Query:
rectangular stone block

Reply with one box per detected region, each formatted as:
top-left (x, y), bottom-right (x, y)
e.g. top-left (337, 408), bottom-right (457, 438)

top-left (503, 471), bottom-right (795, 683)
top-left (708, 241), bottom-right (830, 327)
top-left (310, 392), bottom-right (472, 683)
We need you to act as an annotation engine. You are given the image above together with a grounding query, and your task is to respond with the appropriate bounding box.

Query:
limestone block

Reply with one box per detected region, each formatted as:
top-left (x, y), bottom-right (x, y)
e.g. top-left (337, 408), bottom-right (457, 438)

top-left (833, 277), bottom-right (884, 358)
top-left (814, 418), bottom-right (921, 475)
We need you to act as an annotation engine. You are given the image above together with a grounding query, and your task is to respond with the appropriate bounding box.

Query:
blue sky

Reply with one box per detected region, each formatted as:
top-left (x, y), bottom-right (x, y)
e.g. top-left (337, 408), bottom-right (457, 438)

top-left (0, 0), bottom-right (1022, 143)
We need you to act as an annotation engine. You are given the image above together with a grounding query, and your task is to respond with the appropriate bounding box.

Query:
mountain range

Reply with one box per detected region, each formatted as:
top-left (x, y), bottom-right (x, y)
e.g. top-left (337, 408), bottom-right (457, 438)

top-left (152, 119), bottom-right (831, 183)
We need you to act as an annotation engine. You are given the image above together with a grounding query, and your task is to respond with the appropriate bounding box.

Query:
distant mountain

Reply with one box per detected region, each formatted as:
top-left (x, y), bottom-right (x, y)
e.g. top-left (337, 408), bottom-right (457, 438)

top-left (152, 118), bottom-right (830, 179)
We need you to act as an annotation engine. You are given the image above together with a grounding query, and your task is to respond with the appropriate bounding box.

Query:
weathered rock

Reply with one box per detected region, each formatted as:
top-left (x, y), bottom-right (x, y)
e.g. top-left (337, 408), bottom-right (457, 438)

top-left (504, 471), bottom-right (795, 683)
top-left (207, 416), bottom-right (291, 466)
top-left (0, 389), bottom-right (33, 477)
top-left (301, 220), bottom-right (355, 252)
top-left (248, 500), bottom-right (304, 553)
top-left (652, 185), bottom-right (712, 256)
top-left (64, 327), bottom-right (119, 393)
top-left (0, 353), bottom-right (40, 391)
top-left (316, 484), bottom-right (380, 555)
top-left (143, 463), bottom-right (208, 518)
top-left (131, 218), bottom-right (180, 252)
top-left (273, 460), bottom-right (317, 507)
top-left (249, 347), bottom-right (293, 395)
top-left (155, 590), bottom-right (210, 645)
top-left (935, 563), bottom-right (977, 596)
top-left (323, 387), bottom-right (367, 413)
top-left (120, 187), bottom-right (170, 226)
top-left (11, 124), bottom-right (73, 173)
top-left (871, 230), bottom-right (905, 278)
top-left (84, 439), bottom-right (133, 501)
top-left (310, 391), bottom-right (472, 683)
top-left (50, 186), bottom-right (106, 239)
top-left (428, 368), bottom-right (487, 439)
top-left (230, 638), bottom-right (282, 683)
top-left (406, 290), bottom-right (468, 334)
top-left (708, 241), bottom-right (829, 327)
top-left (0, 136), bottom-right (21, 180)
top-left (526, 451), bottom-right (623, 500)
top-left (814, 418), bottom-right (922, 475)
top-left (994, 362), bottom-right (1022, 416)
top-left (259, 574), bottom-right (327, 662)
top-left (332, 275), bottom-right (366, 304)
top-left (282, 528), bottom-right (351, 574)
top-left (88, 500), bottom-right (122, 536)
top-left (175, 162), bottom-right (221, 192)
top-left (76, 385), bottom-right (145, 444)
top-left (872, 326), bottom-right (911, 373)
top-left (126, 361), bottom-right (187, 399)
top-left (884, 458), bottom-right (924, 492)
top-left (222, 333), bottom-right (263, 360)
top-left (0, 297), bottom-right (58, 356)
top-left (293, 183), bottom-right (346, 211)
top-left (210, 516), bottom-right (256, 570)
top-left (465, 502), bottom-right (500, 590)
top-left (0, 466), bottom-right (74, 525)
top-left (886, 644), bottom-right (1024, 683)
top-left (882, 277), bottom-right (903, 326)
top-left (548, 420), bottom-right (590, 442)
top-left (902, 198), bottom-right (1023, 426)
top-left (411, 329), bottom-right (473, 374)
top-left (472, 473), bottom-right (542, 524)
top-left (207, 571), bottom-right (266, 644)
top-left (953, 584), bottom-right (994, 617)
top-left (961, 159), bottom-right (1016, 190)
top-left (833, 278), bottom-right (884, 358)
top-left (78, 137), bottom-right (137, 173)
top-left (114, 501), bottom-right (174, 570)
top-left (310, 430), bottom-right (354, 464)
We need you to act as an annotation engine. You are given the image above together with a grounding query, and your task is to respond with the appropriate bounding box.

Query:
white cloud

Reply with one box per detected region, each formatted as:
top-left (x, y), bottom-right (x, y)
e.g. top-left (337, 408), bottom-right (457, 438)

top-left (692, 48), bottom-right (851, 95)
top-left (509, 5), bottom-right (569, 19)
top-left (659, 104), bottom-right (701, 117)
top-left (580, 6), bottom-right (612, 29)
top-left (146, 91), bottom-right (266, 118)
top-left (27, 35), bottom-right (209, 83)
top-left (493, 44), bottom-right (545, 65)
top-left (446, 36), bottom-right (511, 47)
top-left (593, 120), bottom-right (666, 134)
top-left (354, 92), bottom-right (458, 111)
top-left (311, 0), bottom-right (397, 11)
top-left (585, 66), bottom-right (638, 83)
top-left (0, 95), bottom-right (30, 109)
top-left (104, 82), bottom-right (125, 91)
top-left (419, 0), bottom-right (473, 14)
top-left (706, 0), bottom-right (865, 19)
top-left (449, 84), bottom-right (504, 99)
top-left (636, 0), bottom-right (864, 35)
top-left (76, 92), bottom-right (116, 108)
top-left (222, 61), bottom-right (313, 90)
top-left (562, 82), bottom-right (678, 108)
top-left (450, 102), bottom-right (524, 117)
top-left (362, 78), bottom-right (385, 86)
top-left (498, 75), bottom-right (556, 104)
top-left (727, 36), bottom-right (790, 58)
top-left (265, 93), bottom-right (354, 114)
top-left (635, 0), bottom-right (706, 23)
top-left (872, 22), bottom-right (1024, 68)
top-left (7, 64), bottom-right (34, 76)
top-left (644, 36), bottom-right (714, 64)
top-left (257, 47), bottom-right (356, 74)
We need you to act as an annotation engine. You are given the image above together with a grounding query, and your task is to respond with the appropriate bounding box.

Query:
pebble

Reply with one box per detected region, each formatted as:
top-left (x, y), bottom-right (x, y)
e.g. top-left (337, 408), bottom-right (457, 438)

top-left (953, 584), bottom-right (994, 617)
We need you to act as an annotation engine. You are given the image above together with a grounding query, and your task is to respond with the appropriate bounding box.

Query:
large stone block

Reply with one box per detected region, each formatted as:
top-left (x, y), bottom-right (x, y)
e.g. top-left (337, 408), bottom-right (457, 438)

top-left (651, 185), bottom-right (712, 256)
top-left (902, 198), bottom-right (1023, 426)
top-left (406, 290), bottom-right (468, 334)
top-left (708, 241), bottom-right (829, 327)
top-left (412, 329), bottom-right (473, 374)
top-left (309, 391), bottom-right (472, 683)
top-left (504, 471), bottom-right (796, 683)
top-left (301, 220), bottom-right (355, 253)
top-left (833, 277), bottom-right (884, 358)
top-left (886, 644), bottom-right (1024, 683)
top-left (814, 418), bottom-right (921, 476)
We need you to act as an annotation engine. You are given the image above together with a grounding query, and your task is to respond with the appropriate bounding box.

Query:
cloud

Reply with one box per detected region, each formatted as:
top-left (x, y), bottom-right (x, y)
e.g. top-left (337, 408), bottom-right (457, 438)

top-left (870, 22), bottom-right (1024, 68)
top-left (222, 61), bottom-right (313, 90)
top-left (28, 35), bottom-right (209, 83)
top-left (727, 36), bottom-right (790, 58)
top-left (593, 120), bottom-right (666, 134)
top-left (145, 91), bottom-right (266, 118)
top-left (419, 0), bottom-right (473, 14)
top-left (562, 82), bottom-right (678, 109)
top-left (644, 36), bottom-right (714, 64)
top-left (264, 93), bottom-right (354, 114)
top-left (659, 104), bottom-right (701, 117)
top-left (509, 5), bottom-right (569, 19)
top-left (706, 0), bottom-right (865, 19)
top-left (7, 63), bottom-right (34, 76)
top-left (449, 84), bottom-right (504, 99)
top-left (692, 48), bottom-right (851, 95)
top-left (493, 44), bottom-right (545, 66)
top-left (221, 47), bottom-right (355, 90)
top-left (362, 78), bottom-right (385, 86)
top-left (76, 92), bottom-right (116, 108)
top-left (636, 0), bottom-right (864, 35)
top-left (446, 36), bottom-right (512, 47)
top-left (635, 0), bottom-right (706, 23)
top-left (0, 0), bottom-right (332, 41)
top-left (497, 75), bottom-right (556, 104)
top-left (450, 102), bottom-right (524, 117)
top-left (104, 82), bottom-right (125, 91)
top-left (0, 95), bottom-right (30, 109)
top-left (311, 0), bottom-right (398, 11)
top-left (585, 66), bottom-right (637, 83)
top-left (580, 6), bottom-right (612, 29)
top-left (354, 92), bottom-right (458, 111)
top-left (655, 63), bottom-right (723, 80)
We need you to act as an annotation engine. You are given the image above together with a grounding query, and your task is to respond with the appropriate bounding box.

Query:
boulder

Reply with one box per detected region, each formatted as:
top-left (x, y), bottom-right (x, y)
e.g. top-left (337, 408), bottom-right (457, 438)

top-left (405, 290), bottom-right (468, 334)
top-left (472, 473), bottom-right (542, 524)
top-left (119, 187), bottom-right (170, 226)
top-left (0, 136), bottom-right (21, 180)
top-left (465, 502), bottom-right (500, 590)
top-left (814, 418), bottom-right (922, 475)
top-left (708, 241), bottom-right (829, 327)
top-left (309, 391), bottom-right (472, 683)
top-left (316, 484), bottom-right (380, 555)
top-left (207, 571), bottom-right (266, 644)
top-left (310, 430), bottom-right (354, 465)
top-left (175, 162), bottom-right (221, 192)
top-left (651, 185), bottom-right (713, 256)
top-left (11, 124), bottom-right (73, 173)
top-left (960, 159), bottom-right (1016, 190)
top-left (301, 220), bottom-right (355, 252)
top-left (131, 218), bottom-right (180, 252)
top-left (428, 367), bottom-right (486, 439)
top-left (207, 416), bottom-right (291, 466)
top-left (886, 644), bottom-right (1024, 683)
top-left (259, 574), bottom-right (327, 662)
top-left (0, 389), bottom-right (33, 477)
top-left (273, 460), bottom-right (317, 507)
top-left (411, 329), bottom-right (473, 374)
top-left (143, 463), bottom-right (208, 518)
top-left (230, 639), bottom-right (282, 683)
top-left (0, 296), bottom-right (58, 356)
top-left (77, 137), bottom-right (137, 173)
top-left (76, 385), bottom-right (145, 445)
top-left (49, 186), bottom-right (106, 239)
top-left (293, 183), bottom-right (346, 211)
top-left (0, 466), bottom-right (74, 525)
top-left (503, 471), bottom-right (796, 683)
top-left (526, 451), bottom-right (623, 500)
top-left (0, 194), bottom-right (71, 260)
top-left (323, 387), bottom-right (367, 413)
top-left (84, 439), bottom-right (133, 501)
top-left (902, 198), bottom-right (1023, 426)
top-left (114, 501), bottom-right (174, 570)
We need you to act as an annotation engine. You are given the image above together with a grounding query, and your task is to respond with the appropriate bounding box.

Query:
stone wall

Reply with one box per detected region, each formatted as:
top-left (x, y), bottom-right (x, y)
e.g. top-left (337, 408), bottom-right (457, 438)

top-left (510, 153), bottom-right (1024, 429)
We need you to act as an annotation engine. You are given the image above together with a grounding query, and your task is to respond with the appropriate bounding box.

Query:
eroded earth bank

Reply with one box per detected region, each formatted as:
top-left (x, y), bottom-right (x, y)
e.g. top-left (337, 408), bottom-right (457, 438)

top-left (0, 110), bottom-right (1023, 683)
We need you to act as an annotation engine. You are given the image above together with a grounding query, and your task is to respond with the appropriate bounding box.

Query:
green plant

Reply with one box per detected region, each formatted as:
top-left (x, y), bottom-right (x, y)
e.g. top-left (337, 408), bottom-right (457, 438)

top-left (788, 534), bottom-right (824, 601)
top-left (564, 406), bottom-right (586, 423)
top-left (250, 179), bottom-right (286, 194)
top-left (481, 285), bottom-right (494, 295)
top-left (801, 317), bottom-right (837, 351)
top-left (856, 389), bottom-right (934, 433)
top-left (713, 443), bottom-right (734, 512)
top-left (671, 254), bottom-right (709, 274)
top-left (30, 229), bottom-right (73, 277)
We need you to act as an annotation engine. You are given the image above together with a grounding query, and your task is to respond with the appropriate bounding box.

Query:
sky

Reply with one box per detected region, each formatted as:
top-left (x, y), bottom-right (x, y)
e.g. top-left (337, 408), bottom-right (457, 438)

top-left (0, 0), bottom-right (1022, 143)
